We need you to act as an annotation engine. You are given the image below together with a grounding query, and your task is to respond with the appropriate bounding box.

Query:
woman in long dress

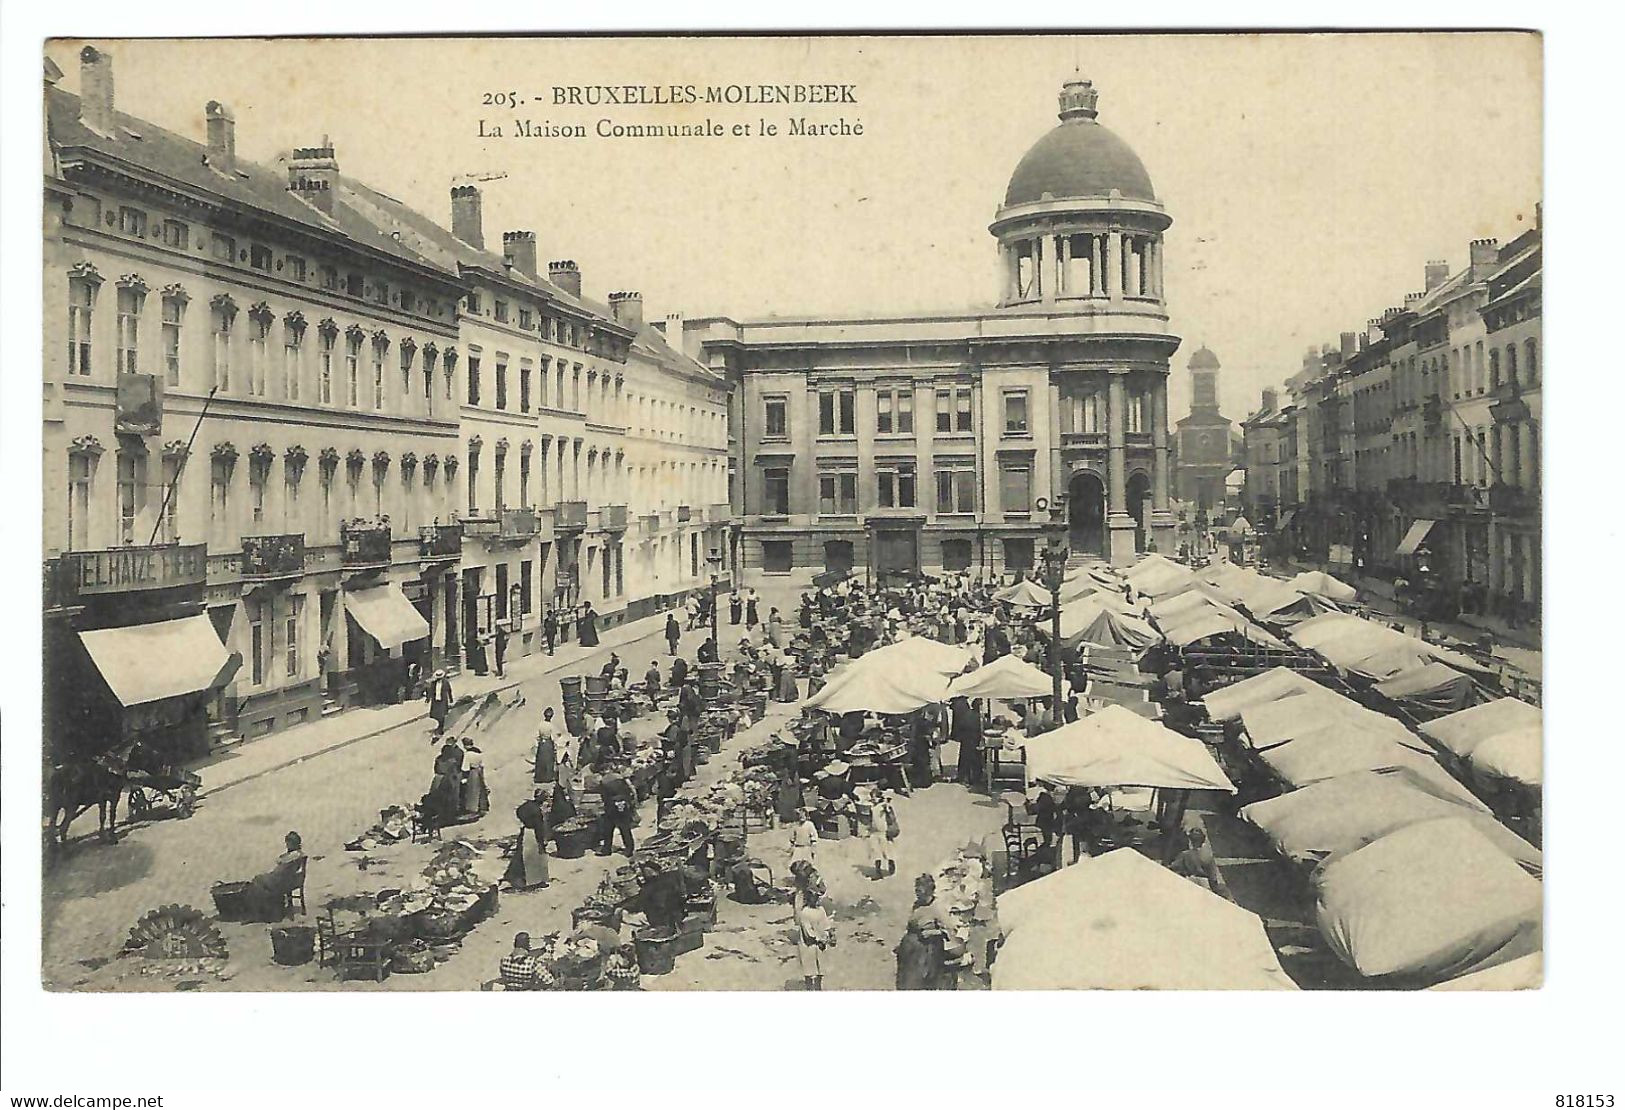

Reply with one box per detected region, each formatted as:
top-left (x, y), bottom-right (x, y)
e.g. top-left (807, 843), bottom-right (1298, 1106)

top-left (577, 602), bottom-right (600, 647)
top-left (858, 787), bottom-right (895, 880)
top-left (896, 874), bottom-right (955, 990)
top-left (503, 788), bottom-right (551, 890)
top-left (744, 591), bottom-right (759, 629)
top-left (461, 739), bottom-right (489, 816)
top-left (787, 809), bottom-right (818, 870)
top-left (794, 887), bottom-right (836, 991)
top-left (236, 831), bottom-right (307, 922)
top-left (729, 592), bottom-right (742, 626)
top-left (428, 740), bottom-right (464, 825)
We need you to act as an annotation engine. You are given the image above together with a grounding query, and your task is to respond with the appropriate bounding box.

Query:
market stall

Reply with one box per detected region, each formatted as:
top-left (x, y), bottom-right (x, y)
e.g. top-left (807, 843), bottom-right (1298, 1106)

top-left (1289, 570), bottom-right (1359, 604)
top-left (993, 849), bottom-right (1296, 990)
top-left (1201, 666), bottom-right (1330, 723)
top-left (1371, 662), bottom-right (1483, 718)
top-left (1024, 706), bottom-right (1235, 793)
top-left (1313, 817), bottom-right (1541, 984)
top-left (946, 654), bottom-right (1053, 701)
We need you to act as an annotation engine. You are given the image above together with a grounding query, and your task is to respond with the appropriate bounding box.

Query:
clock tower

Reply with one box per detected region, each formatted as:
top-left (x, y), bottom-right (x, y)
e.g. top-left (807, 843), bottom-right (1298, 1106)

top-left (1173, 346), bottom-right (1235, 511)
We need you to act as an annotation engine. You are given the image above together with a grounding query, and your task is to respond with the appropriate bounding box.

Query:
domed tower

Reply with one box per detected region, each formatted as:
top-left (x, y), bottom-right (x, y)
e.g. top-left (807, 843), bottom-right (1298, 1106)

top-left (991, 78), bottom-right (1179, 564)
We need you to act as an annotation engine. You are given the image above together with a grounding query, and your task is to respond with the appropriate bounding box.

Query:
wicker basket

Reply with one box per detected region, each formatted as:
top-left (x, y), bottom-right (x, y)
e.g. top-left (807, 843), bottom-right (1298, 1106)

top-left (415, 909), bottom-right (463, 940)
top-left (391, 946), bottom-right (436, 974)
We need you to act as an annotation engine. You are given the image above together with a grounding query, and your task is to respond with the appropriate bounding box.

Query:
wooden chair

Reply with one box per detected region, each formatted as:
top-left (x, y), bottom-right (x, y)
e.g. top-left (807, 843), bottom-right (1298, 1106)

top-left (282, 856), bottom-right (308, 917)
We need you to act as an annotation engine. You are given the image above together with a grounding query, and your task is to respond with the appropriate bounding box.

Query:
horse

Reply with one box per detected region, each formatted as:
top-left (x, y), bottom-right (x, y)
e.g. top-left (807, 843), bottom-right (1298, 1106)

top-left (45, 748), bottom-right (130, 850)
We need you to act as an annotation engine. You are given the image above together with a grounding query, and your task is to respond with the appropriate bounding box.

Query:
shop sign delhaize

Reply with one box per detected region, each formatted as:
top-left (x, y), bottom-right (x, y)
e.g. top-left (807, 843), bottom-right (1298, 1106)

top-left (53, 543), bottom-right (208, 602)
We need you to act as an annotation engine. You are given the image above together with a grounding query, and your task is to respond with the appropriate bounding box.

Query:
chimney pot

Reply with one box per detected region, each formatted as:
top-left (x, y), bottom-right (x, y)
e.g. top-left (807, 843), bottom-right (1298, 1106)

top-left (1469, 237), bottom-right (1500, 272)
top-left (78, 45), bottom-right (116, 136)
top-left (502, 230), bottom-right (538, 279)
top-left (1424, 259), bottom-right (1449, 291)
top-left (450, 185), bottom-right (484, 249)
top-left (286, 141), bottom-right (338, 216)
top-left (205, 101), bottom-right (236, 173)
top-left (607, 290), bottom-right (644, 331)
top-left (548, 260), bottom-right (582, 298)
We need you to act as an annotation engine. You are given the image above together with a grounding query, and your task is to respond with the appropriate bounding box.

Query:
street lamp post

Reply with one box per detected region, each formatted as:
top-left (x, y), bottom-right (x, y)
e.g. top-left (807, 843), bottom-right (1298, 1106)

top-left (706, 544), bottom-right (723, 647)
top-left (1035, 498), bottom-right (1069, 714)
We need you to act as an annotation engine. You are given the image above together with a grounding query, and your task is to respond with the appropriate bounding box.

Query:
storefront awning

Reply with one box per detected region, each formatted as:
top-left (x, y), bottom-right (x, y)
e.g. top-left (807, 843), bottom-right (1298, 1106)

top-left (1396, 519), bottom-right (1437, 556)
top-left (346, 583), bottom-right (430, 649)
top-left (79, 614), bottom-right (237, 707)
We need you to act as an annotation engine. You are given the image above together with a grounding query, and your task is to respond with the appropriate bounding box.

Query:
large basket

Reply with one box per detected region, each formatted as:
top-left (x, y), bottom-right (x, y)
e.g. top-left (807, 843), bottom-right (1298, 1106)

top-left (210, 881), bottom-right (255, 922)
top-left (553, 822), bottom-right (596, 859)
top-left (415, 909), bottom-right (463, 940)
top-left (269, 925), bottom-right (316, 966)
top-left (632, 928), bottom-right (680, 976)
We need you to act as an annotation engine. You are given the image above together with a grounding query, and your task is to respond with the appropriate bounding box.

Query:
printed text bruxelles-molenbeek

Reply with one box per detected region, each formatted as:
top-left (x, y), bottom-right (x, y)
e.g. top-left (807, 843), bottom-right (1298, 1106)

top-left (550, 84), bottom-right (857, 106)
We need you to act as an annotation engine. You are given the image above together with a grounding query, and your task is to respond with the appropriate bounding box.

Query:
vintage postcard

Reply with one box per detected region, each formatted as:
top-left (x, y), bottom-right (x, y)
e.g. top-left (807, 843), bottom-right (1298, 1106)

top-left (37, 31), bottom-right (1541, 998)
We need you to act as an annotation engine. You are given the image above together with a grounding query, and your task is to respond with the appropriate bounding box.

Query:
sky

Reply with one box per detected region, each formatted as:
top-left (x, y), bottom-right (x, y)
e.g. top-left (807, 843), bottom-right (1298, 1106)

top-left (45, 32), bottom-right (1541, 422)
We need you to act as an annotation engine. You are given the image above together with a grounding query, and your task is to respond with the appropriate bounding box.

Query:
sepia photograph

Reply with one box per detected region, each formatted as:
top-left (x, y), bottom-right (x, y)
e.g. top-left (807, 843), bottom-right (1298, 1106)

top-left (30, 29), bottom-right (1546, 1005)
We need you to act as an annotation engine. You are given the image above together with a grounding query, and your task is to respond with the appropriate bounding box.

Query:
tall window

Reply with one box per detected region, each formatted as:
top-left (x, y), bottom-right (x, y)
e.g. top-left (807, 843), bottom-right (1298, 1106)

top-left (318, 327), bottom-right (335, 405)
top-left (248, 600), bottom-right (267, 686)
top-left (161, 294), bottom-right (185, 386)
top-left (160, 455), bottom-right (181, 543)
top-left (877, 462), bottom-right (916, 508)
top-left (345, 331), bottom-right (362, 406)
top-left (520, 363), bottom-right (532, 412)
top-left (763, 467), bottom-right (791, 515)
top-left (519, 449), bottom-right (531, 507)
top-left (283, 459), bottom-right (302, 532)
top-left (209, 457), bottom-right (232, 547)
top-left (1126, 390), bottom-right (1146, 434)
top-left (68, 275), bottom-right (98, 376)
top-left (494, 449), bottom-right (507, 513)
top-left (67, 453), bottom-right (94, 548)
top-left (1003, 389), bottom-right (1030, 434)
top-left (999, 464), bottom-right (1032, 514)
top-left (249, 312), bottom-right (270, 396)
top-left (468, 444), bottom-right (481, 514)
top-left (876, 387), bottom-right (914, 435)
top-left (935, 466), bottom-right (976, 514)
top-left (115, 284), bottom-right (144, 374)
top-left (818, 388), bottom-right (856, 436)
top-left (467, 356), bottom-right (482, 405)
top-left (116, 448), bottom-right (147, 545)
top-left (936, 386), bottom-right (973, 433)
top-left (764, 396), bottom-right (788, 438)
top-left (211, 301), bottom-right (235, 391)
top-left (249, 459), bottom-right (269, 527)
top-left (423, 347), bottom-right (439, 415)
top-left (496, 359), bottom-right (509, 410)
top-left (521, 560), bottom-right (534, 615)
top-left (371, 336), bottom-right (387, 410)
top-left (282, 319), bottom-right (303, 400)
top-left (1489, 348), bottom-right (1501, 389)
top-left (817, 470), bottom-right (857, 514)
top-left (285, 597), bottom-right (303, 678)
top-left (399, 342), bottom-right (416, 408)
top-left (1075, 390), bottom-right (1102, 433)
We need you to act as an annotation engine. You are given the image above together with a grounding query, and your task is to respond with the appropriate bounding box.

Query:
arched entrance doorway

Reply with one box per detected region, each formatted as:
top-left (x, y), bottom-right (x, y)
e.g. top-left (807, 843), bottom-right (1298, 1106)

top-left (1068, 470), bottom-right (1107, 556)
top-left (1126, 471), bottom-right (1152, 553)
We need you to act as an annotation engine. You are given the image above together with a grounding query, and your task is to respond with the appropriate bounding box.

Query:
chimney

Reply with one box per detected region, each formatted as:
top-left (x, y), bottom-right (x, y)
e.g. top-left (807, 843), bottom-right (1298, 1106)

top-left (1261, 388), bottom-right (1278, 414)
top-left (502, 231), bottom-right (538, 279)
top-left (286, 139), bottom-right (338, 216)
top-left (1424, 259), bottom-right (1449, 291)
top-left (451, 185), bottom-right (483, 249)
top-left (665, 311), bottom-right (685, 338)
top-left (1340, 331), bottom-right (1358, 359)
top-left (1469, 237), bottom-right (1499, 278)
top-left (607, 291), bottom-right (644, 331)
top-left (548, 260), bottom-right (581, 298)
top-left (78, 45), bottom-right (115, 136)
top-left (205, 101), bottom-right (236, 173)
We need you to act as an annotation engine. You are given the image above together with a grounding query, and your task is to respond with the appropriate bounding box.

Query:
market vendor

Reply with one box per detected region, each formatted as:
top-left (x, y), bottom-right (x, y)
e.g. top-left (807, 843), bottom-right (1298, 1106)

top-left (461, 737), bottom-right (489, 817)
top-left (644, 660), bottom-right (663, 702)
top-left (533, 708), bottom-right (561, 786)
top-left (231, 831), bottom-right (307, 923)
top-left (1169, 827), bottom-right (1231, 900)
top-left (697, 636), bottom-right (719, 664)
top-left (678, 677), bottom-right (705, 732)
top-left (595, 758), bottom-right (637, 859)
top-left (504, 788), bottom-right (551, 891)
top-left (895, 873), bottom-right (957, 990)
top-left (499, 932), bottom-right (543, 991)
top-left (813, 761), bottom-right (859, 835)
top-left (950, 695), bottom-right (983, 788)
top-left (426, 739), bottom-right (464, 826)
top-left (670, 654), bottom-right (690, 689)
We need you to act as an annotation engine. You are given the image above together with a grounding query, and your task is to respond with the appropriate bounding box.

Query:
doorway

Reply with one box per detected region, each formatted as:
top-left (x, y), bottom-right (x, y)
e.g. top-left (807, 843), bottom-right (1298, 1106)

top-left (1067, 470), bottom-right (1107, 556)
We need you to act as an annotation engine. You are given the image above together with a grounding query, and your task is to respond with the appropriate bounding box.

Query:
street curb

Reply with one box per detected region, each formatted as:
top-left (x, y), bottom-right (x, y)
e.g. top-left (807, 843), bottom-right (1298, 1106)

top-left (198, 617), bottom-right (666, 800)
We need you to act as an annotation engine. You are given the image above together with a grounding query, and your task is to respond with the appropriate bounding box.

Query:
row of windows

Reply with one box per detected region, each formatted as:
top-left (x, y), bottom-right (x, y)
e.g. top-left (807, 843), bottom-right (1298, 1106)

top-left (758, 461), bottom-right (1030, 517)
top-left (466, 292), bottom-right (592, 351)
top-left (80, 194), bottom-right (442, 319)
top-left (65, 272), bottom-right (459, 418)
top-left (763, 385), bottom-right (1153, 441)
top-left (758, 536), bottom-right (1035, 575)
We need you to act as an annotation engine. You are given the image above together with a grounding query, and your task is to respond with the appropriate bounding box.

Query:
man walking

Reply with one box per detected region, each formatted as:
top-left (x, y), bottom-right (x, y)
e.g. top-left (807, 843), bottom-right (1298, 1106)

top-left (665, 611), bottom-right (681, 656)
top-left (541, 607), bottom-right (557, 655)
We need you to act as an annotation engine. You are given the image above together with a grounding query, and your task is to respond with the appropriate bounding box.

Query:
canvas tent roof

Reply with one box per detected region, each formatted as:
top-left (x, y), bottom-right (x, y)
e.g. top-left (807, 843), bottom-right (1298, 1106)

top-left (993, 849), bottom-right (1296, 991)
top-left (1160, 610), bottom-right (1285, 648)
top-left (1289, 570), bottom-right (1359, 604)
top-left (1239, 767), bottom-right (1542, 876)
top-left (1314, 818), bottom-right (1542, 982)
top-left (1202, 667), bottom-right (1326, 722)
top-left (1148, 583), bottom-right (1235, 623)
top-left (1239, 688), bottom-right (1422, 751)
top-left (946, 654), bottom-right (1054, 701)
top-left (1255, 729), bottom-right (1489, 812)
top-left (1024, 705), bottom-right (1235, 791)
top-left (1071, 606), bottom-right (1160, 651)
top-left (803, 662), bottom-right (948, 714)
top-left (1373, 663), bottom-right (1480, 715)
top-left (994, 579), bottom-right (1057, 609)
top-left (1130, 561), bottom-right (1197, 598)
top-left (1428, 951), bottom-right (1542, 991)
top-left (1419, 698), bottom-right (1542, 760)
top-left (1470, 724), bottom-right (1542, 787)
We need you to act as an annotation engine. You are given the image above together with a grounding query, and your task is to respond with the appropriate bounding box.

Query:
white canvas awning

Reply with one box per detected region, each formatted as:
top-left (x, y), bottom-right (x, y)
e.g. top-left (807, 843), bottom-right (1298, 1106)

top-left (346, 583), bottom-right (431, 649)
top-left (946, 654), bottom-right (1054, 701)
top-left (1025, 705), bottom-right (1235, 792)
top-left (79, 614), bottom-right (237, 707)
top-left (1396, 519), bottom-right (1437, 556)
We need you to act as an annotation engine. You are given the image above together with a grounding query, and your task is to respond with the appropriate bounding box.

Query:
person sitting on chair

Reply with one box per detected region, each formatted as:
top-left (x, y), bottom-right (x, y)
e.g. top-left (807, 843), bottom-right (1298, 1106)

top-left (499, 932), bottom-right (543, 990)
top-left (233, 831), bottom-right (306, 922)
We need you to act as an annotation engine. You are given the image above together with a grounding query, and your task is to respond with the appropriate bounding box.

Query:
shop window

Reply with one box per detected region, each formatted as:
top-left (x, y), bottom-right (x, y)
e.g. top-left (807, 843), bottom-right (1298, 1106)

top-left (941, 538), bottom-right (973, 572)
top-left (286, 598), bottom-right (302, 678)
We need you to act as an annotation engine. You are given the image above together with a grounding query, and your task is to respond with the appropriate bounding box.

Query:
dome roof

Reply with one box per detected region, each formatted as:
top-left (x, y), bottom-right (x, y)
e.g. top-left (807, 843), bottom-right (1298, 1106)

top-left (1003, 80), bottom-right (1157, 208)
top-left (1189, 346), bottom-right (1220, 370)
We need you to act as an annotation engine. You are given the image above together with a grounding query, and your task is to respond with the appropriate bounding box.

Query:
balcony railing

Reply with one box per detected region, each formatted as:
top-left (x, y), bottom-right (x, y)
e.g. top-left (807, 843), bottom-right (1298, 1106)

top-left (241, 534), bottom-right (306, 579)
top-left (601, 504), bottom-right (628, 531)
top-left (1422, 395), bottom-right (1444, 432)
top-left (419, 523), bottom-right (463, 561)
top-left (677, 505), bottom-right (693, 523)
top-left (708, 502), bottom-right (732, 523)
top-left (642, 513), bottom-right (661, 532)
top-left (555, 500), bottom-right (589, 530)
top-left (500, 507), bottom-right (540, 540)
top-left (340, 520), bottom-right (392, 568)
